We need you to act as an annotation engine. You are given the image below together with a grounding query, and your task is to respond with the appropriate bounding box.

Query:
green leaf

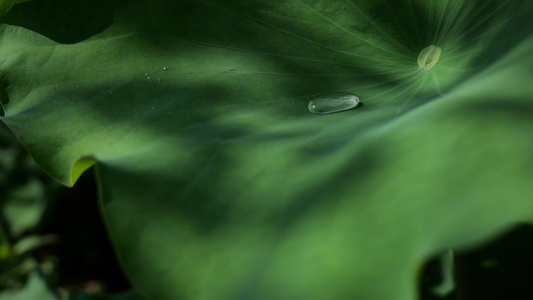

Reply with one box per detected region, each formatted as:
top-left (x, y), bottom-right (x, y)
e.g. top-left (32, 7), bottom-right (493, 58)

top-left (0, 0), bottom-right (29, 21)
top-left (0, 271), bottom-right (57, 300)
top-left (1, 0), bottom-right (533, 299)
top-left (2, 179), bottom-right (47, 237)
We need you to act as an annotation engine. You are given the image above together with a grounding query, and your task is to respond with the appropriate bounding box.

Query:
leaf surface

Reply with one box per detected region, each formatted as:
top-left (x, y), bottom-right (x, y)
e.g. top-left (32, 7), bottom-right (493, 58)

top-left (1, 0), bottom-right (533, 299)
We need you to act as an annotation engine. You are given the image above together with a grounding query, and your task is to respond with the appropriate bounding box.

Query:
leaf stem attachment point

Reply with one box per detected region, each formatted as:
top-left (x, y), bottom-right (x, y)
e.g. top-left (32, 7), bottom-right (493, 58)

top-left (418, 45), bottom-right (442, 70)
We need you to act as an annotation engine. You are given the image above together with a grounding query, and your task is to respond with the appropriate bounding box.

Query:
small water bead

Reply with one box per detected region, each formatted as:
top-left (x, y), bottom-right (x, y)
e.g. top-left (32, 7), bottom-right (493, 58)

top-left (308, 92), bottom-right (360, 114)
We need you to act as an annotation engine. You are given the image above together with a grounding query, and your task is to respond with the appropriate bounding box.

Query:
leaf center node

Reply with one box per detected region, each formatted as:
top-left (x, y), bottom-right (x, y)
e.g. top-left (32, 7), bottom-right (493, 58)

top-left (417, 45), bottom-right (442, 70)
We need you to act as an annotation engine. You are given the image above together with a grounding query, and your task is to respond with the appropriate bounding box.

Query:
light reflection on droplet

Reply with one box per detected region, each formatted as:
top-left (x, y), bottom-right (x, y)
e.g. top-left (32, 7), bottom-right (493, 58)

top-left (308, 92), bottom-right (360, 114)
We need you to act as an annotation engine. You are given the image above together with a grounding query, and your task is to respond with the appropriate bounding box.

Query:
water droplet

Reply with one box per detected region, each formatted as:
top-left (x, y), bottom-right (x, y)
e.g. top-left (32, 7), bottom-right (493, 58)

top-left (418, 45), bottom-right (442, 70)
top-left (308, 92), bottom-right (360, 114)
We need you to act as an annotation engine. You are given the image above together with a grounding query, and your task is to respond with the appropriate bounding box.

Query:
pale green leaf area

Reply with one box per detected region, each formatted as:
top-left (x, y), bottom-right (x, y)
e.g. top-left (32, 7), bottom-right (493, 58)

top-left (3, 178), bottom-right (47, 237)
top-left (0, 271), bottom-right (58, 300)
top-left (1, 0), bottom-right (533, 299)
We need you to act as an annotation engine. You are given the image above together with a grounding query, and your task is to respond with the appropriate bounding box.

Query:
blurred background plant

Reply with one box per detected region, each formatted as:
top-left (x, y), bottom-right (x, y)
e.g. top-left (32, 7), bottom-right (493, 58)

top-left (0, 121), bottom-right (142, 300)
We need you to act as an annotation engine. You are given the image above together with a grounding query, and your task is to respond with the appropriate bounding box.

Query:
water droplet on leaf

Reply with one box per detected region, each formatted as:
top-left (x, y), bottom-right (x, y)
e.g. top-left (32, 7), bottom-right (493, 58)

top-left (308, 92), bottom-right (360, 114)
